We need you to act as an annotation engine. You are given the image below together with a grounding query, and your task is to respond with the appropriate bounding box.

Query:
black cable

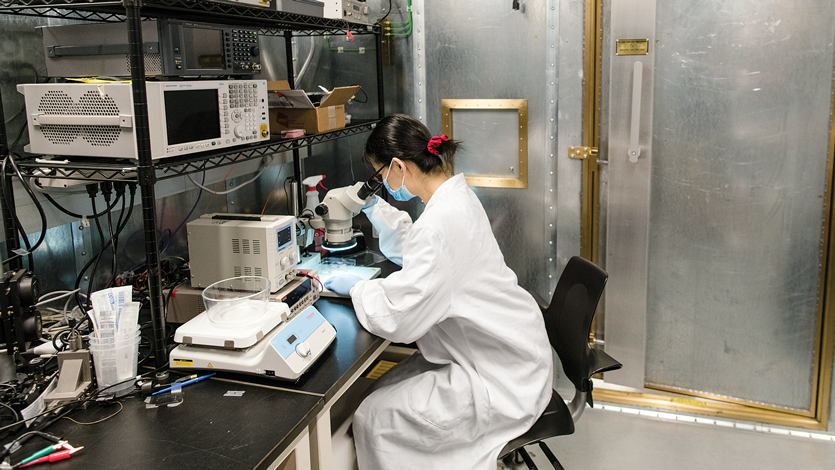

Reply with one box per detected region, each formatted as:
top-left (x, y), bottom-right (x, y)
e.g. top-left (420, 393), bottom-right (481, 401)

top-left (0, 430), bottom-right (61, 464)
top-left (0, 401), bottom-right (20, 439)
top-left (73, 184), bottom-right (136, 316)
top-left (100, 182), bottom-right (117, 291)
top-left (350, 85), bottom-right (368, 103)
top-left (1, 154), bottom-right (49, 269)
top-left (163, 277), bottom-right (188, 323)
top-left (380, 0), bottom-right (393, 21)
top-left (0, 156), bottom-right (31, 268)
top-left (40, 190), bottom-right (122, 219)
top-left (88, 184), bottom-right (106, 249)
top-left (108, 187), bottom-right (128, 288)
top-left (85, 195), bottom-right (107, 308)
top-left (284, 177), bottom-right (293, 214)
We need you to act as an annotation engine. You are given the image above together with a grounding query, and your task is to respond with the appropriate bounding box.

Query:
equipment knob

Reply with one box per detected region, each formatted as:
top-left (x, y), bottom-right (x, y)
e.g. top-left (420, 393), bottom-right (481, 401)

top-left (315, 203), bottom-right (328, 216)
top-left (235, 125), bottom-right (246, 138)
top-left (250, 46), bottom-right (260, 56)
top-left (280, 256), bottom-right (290, 267)
top-left (295, 342), bottom-right (312, 358)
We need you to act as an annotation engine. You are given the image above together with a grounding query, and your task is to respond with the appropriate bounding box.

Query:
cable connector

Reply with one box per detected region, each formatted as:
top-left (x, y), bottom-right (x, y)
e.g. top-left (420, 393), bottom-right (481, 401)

top-left (114, 181), bottom-right (127, 197)
top-left (99, 181), bottom-right (113, 203)
top-left (85, 183), bottom-right (98, 199)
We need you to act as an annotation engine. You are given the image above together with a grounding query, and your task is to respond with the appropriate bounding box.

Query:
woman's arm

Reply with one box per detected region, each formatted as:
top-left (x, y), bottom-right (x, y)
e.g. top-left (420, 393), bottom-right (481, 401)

top-left (362, 197), bottom-right (412, 266)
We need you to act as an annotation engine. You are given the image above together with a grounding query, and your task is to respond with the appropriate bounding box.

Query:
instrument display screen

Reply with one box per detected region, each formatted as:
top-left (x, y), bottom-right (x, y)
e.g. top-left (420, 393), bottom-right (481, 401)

top-left (164, 89), bottom-right (221, 145)
top-left (276, 225), bottom-right (293, 249)
top-left (183, 26), bottom-right (224, 69)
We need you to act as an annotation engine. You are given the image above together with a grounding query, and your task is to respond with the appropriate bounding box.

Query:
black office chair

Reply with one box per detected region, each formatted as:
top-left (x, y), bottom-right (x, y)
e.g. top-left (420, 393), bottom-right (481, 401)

top-left (499, 256), bottom-right (622, 470)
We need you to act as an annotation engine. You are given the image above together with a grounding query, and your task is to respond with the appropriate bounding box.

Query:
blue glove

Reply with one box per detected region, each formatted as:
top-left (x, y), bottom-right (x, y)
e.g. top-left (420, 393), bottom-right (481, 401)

top-left (363, 195), bottom-right (379, 211)
top-left (324, 274), bottom-right (363, 296)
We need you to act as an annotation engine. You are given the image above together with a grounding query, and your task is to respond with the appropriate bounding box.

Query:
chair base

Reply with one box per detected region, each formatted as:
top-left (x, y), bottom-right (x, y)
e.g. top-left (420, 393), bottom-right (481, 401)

top-left (501, 442), bottom-right (565, 470)
top-left (498, 391), bottom-right (575, 460)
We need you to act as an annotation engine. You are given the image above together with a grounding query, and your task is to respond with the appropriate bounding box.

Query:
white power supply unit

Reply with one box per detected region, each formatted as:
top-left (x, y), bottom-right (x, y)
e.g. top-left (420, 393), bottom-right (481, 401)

top-left (325, 0), bottom-right (369, 24)
top-left (187, 214), bottom-right (298, 292)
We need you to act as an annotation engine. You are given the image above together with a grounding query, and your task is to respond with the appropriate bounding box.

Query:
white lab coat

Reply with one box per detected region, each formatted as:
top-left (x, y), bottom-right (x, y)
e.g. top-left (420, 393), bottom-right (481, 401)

top-left (350, 174), bottom-right (553, 470)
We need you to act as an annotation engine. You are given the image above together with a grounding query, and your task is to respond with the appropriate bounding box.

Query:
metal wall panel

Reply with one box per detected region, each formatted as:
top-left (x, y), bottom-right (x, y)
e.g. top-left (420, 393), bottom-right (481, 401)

top-left (556, 0), bottom-right (585, 284)
top-left (423, 1), bottom-right (552, 295)
top-left (603, 0), bottom-right (656, 389)
top-left (644, 0), bottom-right (835, 412)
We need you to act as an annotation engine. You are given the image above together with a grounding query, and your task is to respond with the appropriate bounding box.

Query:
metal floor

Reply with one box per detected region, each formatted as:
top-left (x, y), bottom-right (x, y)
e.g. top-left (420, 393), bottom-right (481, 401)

top-left (511, 405), bottom-right (835, 470)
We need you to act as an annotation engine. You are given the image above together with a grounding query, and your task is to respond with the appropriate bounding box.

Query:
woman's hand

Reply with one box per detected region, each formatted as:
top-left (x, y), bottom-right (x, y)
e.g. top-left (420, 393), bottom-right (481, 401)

top-left (324, 274), bottom-right (363, 296)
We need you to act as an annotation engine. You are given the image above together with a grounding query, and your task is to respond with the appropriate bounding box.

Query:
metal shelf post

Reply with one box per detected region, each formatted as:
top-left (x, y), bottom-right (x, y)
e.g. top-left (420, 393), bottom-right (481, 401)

top-left (125, 0), bottom-right (167, 371)
top-left (0, 90), bottom-right (22, 271)
top-left (375, 28), bottom-right (385, 118)
top-left (284, 30), bottom-right (304, 213)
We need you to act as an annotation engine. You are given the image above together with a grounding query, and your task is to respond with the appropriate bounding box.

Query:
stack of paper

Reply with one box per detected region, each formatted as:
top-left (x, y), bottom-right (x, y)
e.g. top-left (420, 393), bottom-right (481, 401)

top-left (88, 286), bottom-right (139, 340)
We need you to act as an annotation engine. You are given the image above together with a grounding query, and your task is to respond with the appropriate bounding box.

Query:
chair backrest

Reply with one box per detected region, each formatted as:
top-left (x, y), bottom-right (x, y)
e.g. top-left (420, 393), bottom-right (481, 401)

top-left (544, 256), bottom-right (608, 395)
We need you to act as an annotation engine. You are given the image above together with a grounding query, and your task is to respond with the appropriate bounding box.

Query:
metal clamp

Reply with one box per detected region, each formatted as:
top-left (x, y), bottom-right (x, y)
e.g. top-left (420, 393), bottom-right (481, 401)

top-left (568, 146), bottom-right (598, 160)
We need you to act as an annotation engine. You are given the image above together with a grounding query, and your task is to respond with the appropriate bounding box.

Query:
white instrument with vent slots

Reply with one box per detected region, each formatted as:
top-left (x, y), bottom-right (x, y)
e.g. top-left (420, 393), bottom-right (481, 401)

top-left (17, 80), bottom-right (269, 160)
top-left (187, 214), bottom-right (297, 293)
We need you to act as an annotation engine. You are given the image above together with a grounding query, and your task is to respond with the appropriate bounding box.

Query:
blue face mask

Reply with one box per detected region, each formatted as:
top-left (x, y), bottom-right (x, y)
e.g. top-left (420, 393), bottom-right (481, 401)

top-left (383, 159), bottom-right (416, 201)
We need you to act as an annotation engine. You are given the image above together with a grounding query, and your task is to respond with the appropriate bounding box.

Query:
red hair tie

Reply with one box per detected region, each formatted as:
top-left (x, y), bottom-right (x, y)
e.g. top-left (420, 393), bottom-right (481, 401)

top-left (427, 134), bottom-right (449, 156)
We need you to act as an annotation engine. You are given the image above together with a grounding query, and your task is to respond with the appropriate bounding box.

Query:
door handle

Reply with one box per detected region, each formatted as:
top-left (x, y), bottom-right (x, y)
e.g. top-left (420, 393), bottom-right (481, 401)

top-left (628, 61), bottom-right (643, 163)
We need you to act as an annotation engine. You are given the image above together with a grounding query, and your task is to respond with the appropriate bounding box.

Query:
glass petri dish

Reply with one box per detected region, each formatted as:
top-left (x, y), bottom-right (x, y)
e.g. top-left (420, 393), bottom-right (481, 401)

top-left (202, 276), bottom-right (271, 327)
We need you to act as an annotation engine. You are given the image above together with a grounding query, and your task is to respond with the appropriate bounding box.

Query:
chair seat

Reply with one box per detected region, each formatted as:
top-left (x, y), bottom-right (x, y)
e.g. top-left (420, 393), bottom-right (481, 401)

top-left (498, 390), bottom-right (575, 460)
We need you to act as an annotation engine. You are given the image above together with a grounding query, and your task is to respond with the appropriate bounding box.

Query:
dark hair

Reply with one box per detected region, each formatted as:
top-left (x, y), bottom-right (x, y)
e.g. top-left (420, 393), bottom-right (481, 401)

top-left (363, 114), bottom-right (460, 174)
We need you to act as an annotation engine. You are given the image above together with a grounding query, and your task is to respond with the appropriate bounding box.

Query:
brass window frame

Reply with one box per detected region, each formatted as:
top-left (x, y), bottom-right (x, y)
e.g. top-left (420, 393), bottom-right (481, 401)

top-left (440, 99), bottom-right (528, 189)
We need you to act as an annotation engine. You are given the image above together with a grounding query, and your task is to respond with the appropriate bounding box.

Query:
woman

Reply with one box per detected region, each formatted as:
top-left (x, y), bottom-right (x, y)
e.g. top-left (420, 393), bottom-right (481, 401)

top-left (324, 114), bottom-right (553, 470)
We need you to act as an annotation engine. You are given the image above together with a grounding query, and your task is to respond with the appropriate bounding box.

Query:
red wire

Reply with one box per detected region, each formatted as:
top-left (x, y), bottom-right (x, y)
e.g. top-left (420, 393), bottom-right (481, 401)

top-left (298, 271), bottom-right (323, 292)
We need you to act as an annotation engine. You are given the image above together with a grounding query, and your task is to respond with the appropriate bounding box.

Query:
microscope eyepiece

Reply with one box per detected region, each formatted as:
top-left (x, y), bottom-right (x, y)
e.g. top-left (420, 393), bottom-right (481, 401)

top-left (357, 176), bottom-right (383, 201)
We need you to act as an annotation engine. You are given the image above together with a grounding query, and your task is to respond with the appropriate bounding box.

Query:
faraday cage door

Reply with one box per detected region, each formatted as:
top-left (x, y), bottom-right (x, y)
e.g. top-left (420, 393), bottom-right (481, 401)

top-left (603, 0), bottom-right (835, 417)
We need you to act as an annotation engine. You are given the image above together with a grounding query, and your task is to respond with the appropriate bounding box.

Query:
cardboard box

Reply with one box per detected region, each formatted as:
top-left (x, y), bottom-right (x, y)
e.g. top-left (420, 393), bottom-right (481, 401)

top-left (267, 81), bottom-right (359, 134)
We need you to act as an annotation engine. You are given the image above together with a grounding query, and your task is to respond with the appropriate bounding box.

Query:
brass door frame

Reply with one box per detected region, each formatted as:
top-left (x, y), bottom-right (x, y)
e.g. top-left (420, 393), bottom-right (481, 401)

top-left (586, 0), bottom-right (835, 431)
top-left (580, 0), bottom-right (601, 263)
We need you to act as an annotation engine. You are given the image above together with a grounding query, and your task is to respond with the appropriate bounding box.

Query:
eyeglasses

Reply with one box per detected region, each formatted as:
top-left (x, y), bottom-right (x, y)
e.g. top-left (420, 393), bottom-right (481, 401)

top-left (369, 164), bottom-right (385, 184)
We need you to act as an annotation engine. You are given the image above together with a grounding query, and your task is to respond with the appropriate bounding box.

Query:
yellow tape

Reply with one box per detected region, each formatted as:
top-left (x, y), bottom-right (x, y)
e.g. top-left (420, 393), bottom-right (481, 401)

top-left (366, 360), bottom-right (397, 380)
top-left (672, 397), bottom-right (707, 407)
